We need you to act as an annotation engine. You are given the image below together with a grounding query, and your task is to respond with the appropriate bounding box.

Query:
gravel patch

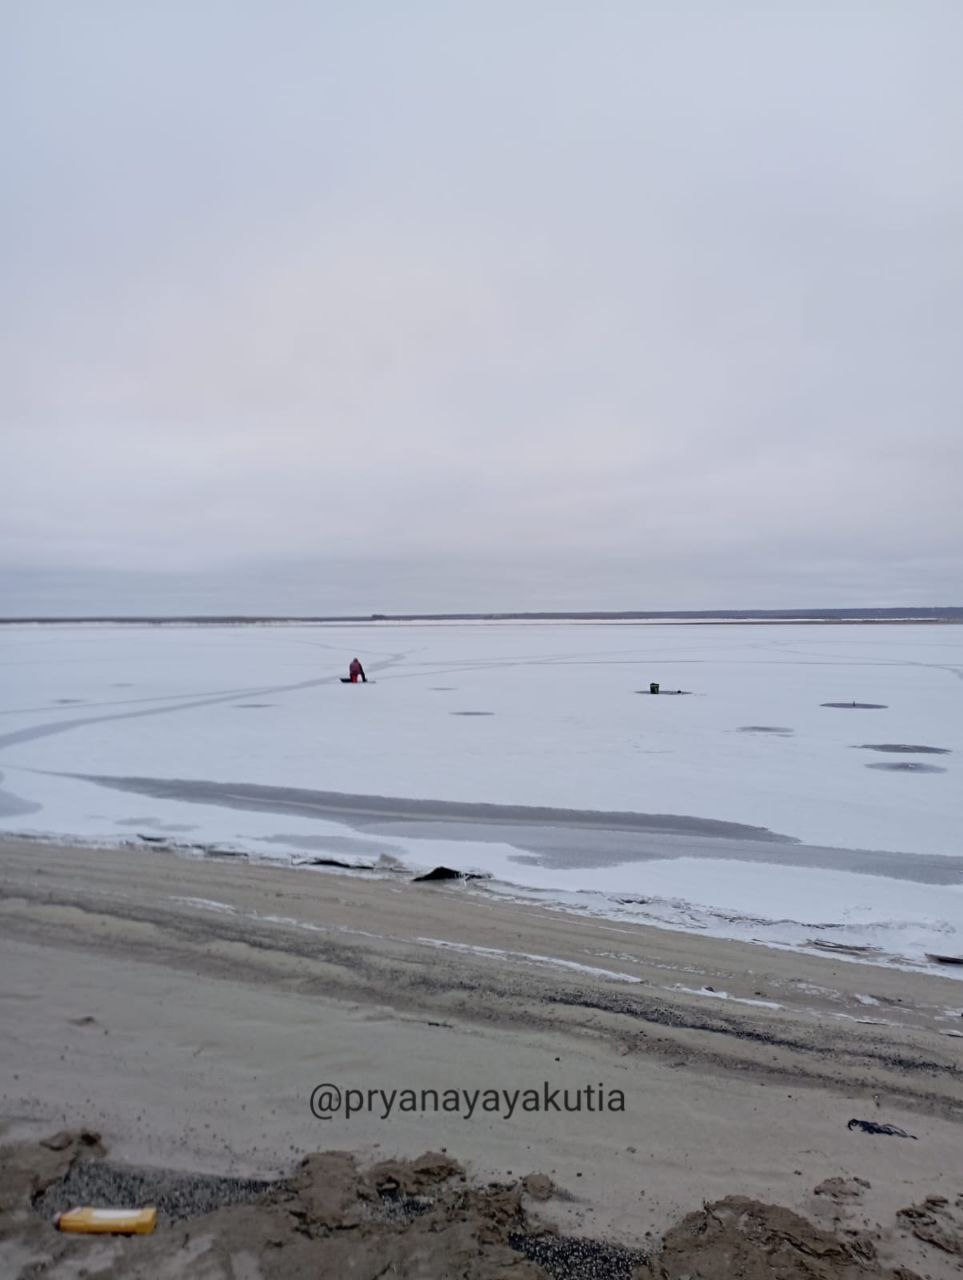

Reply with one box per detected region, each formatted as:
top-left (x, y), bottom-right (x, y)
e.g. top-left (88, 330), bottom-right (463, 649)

top-left (509, 1231), bottom-right (648, 1278)
top-left (33, 1159), bottom-right (272, 1224)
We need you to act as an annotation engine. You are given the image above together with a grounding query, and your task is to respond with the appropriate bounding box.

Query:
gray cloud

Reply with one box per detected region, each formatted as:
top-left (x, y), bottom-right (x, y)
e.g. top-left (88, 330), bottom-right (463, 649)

top-left (2, 2), bottom-right (961, 613)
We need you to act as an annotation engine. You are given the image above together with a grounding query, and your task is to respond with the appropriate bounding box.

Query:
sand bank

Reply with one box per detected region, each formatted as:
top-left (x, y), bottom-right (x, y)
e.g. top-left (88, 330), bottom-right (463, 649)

top-left (1, 837), bottom-right (961, 1277)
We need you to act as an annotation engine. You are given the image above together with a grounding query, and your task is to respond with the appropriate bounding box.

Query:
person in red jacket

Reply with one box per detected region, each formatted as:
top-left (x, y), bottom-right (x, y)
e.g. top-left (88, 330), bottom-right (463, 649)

top-left (348, 657), bottom-right (367, 683)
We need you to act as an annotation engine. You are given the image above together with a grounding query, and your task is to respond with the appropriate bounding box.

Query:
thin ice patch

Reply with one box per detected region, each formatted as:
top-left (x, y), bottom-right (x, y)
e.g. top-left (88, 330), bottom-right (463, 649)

top-left (866, 762), bottom-right (947, 774)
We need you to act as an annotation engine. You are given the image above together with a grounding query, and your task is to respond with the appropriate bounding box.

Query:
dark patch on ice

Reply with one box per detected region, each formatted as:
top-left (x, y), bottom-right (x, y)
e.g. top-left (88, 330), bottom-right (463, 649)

top-left (450, 710), bottom-right (494, 716)
top-left (296, 855), bottom-right (375, 869)
top-left (635, 689), bottom-right (692, 696)
top-left (53, 698), bottom-right (84, 705)
top-left (294, 854), bottom-right (406, 874)
top-left (738, 726), bottom-right (794, 735)
top-left (822, 701), bottom-right (888, 709)
top-left (413, 865), bottom-right (489, 882)
top-left (53, 771), bottom-right (795, 842)
top-left (110, 683), bottom-right (134, 687)
top-left (857, 743), bottom-right (950, 754)
top-left (428, 686), bottom-right (457, 691)
top-left (866, 761), bottom-right (947, 774)
top-left (39, 770), bottom-right (963, 884)
top-left (234, 703), bottom-right (274, 708)
top-left (0, 770), bottom-right (42, 819)
top-left (504, 834), bottom-right (963, 884)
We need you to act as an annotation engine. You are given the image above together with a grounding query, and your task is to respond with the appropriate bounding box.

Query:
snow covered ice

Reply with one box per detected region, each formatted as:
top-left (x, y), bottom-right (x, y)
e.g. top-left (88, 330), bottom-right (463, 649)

top-left (1, 621), bottom-right (960, 971)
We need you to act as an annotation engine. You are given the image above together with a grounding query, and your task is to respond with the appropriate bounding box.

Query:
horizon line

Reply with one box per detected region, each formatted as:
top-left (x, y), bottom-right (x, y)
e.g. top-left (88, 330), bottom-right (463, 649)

top-left (2, 606), bottom-right (961, 626)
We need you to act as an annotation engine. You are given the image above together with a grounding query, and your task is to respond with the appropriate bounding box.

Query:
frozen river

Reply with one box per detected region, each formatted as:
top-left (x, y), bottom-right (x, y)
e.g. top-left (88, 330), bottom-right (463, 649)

top-left (1, 621), bottom-right (961, 970)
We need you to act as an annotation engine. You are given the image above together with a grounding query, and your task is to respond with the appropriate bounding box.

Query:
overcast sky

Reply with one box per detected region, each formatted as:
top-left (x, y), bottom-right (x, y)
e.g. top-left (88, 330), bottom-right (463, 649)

top-left (2, 2), bottom-right (961, 615)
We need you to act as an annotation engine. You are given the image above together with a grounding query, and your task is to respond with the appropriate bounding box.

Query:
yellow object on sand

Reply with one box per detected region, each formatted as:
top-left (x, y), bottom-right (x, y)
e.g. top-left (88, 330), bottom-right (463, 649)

top-left (56, 1206), bottom-right (157, 1234)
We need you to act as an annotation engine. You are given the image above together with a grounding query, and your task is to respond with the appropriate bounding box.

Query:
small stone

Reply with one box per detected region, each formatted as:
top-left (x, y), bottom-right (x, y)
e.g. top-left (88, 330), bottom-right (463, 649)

top-left (522, 1173), bottom-right (554, 1201)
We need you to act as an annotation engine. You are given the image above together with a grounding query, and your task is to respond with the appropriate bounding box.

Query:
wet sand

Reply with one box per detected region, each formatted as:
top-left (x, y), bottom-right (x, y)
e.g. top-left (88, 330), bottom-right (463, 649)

top-left (1, 836), bottom-right (962, 1277)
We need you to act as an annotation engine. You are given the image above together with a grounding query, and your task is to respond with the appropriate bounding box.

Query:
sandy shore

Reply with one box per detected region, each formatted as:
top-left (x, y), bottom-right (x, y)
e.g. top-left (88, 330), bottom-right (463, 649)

top-left (1, 836), bottom-right (962, 1277)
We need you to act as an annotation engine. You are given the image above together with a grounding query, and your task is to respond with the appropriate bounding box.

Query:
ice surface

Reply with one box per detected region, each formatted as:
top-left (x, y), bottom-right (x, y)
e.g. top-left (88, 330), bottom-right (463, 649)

top-left (1, 621), bottom-right (961, 970)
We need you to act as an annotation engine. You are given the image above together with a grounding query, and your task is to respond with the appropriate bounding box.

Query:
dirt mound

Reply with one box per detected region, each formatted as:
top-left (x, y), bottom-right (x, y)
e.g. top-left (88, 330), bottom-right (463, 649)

top-left (0, 1131), bottom-right (625, 1279)
top-left (896, 1196), bottom-right (963, 1261)
top-left (5, 1132), bottom-right (957, 1279)
top-left (0, 1128), bottom-right (103, 1214)
top-left (637, 1195), bottom-right (925, 1279)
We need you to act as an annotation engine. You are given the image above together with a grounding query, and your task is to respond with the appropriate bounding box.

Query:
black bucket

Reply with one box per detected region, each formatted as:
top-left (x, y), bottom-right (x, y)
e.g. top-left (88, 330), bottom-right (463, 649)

top-left (650, 682), bottom-right (660, 694)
